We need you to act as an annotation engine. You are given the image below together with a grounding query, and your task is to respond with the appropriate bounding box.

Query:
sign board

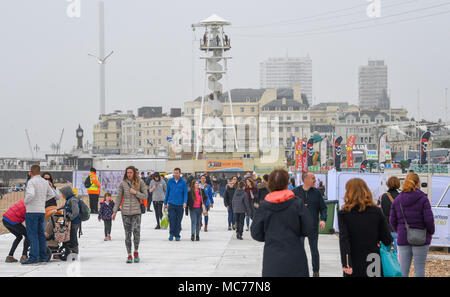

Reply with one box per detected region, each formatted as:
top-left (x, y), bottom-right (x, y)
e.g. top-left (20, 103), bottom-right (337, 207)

top-left (206, 160), bottom-right (244, 172)
top-left (366, 150), bottom-right (378, 160)
top-left (386, 145), bottom-right (391, 161)
top-left (431, 208), bottom-right (450, 247)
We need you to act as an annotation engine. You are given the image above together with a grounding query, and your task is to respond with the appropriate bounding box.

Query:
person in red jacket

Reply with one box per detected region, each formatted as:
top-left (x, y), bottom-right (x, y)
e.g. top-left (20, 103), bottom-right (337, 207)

top-left (2, 199), bottom-right (30, 263)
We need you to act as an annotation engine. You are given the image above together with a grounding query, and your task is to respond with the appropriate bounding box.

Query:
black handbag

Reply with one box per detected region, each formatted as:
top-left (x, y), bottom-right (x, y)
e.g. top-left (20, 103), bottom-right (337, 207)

top-left (399, 203), bottom-right (427, 246)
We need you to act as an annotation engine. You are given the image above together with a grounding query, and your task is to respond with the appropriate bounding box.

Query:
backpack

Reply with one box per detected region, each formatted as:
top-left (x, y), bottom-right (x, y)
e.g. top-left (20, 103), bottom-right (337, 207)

top-left (78, 200), bottom-right (90, 221)
top-left (84, 176), bottom-right (91, 188)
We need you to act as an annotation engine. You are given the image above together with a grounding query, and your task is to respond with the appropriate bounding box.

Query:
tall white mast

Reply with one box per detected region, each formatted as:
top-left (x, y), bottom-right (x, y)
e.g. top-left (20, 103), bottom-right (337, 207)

top-left (192, 14), bottom-right (238, 160)
top-left (99, 0), bottom-right (105, 116)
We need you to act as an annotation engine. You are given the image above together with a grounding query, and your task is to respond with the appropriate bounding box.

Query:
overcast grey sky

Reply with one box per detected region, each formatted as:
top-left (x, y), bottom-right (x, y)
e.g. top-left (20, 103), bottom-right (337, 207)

top-left (0, 0), bottom-right (449, 158)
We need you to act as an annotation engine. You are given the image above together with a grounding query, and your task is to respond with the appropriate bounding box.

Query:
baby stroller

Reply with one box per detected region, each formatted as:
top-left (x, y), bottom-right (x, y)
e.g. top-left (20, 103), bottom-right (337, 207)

top-left (44, 206), bottom-right (77, 261)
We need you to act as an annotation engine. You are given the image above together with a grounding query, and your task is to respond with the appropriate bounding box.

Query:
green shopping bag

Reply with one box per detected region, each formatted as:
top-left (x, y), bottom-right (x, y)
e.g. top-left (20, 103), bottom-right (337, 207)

top-left (161, 209), bottom-right (169, 229)
top-left (380, 243), bottom-right (402, 277)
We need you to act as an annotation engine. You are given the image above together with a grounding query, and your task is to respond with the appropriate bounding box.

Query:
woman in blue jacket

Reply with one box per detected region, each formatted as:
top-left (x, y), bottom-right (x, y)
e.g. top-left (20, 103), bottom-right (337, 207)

top-left (199, 175), bottom-right (214, 232)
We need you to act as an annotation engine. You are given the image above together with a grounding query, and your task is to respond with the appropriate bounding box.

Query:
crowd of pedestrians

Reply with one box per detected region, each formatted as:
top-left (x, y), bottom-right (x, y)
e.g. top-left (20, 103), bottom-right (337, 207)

top-left (2, 165), bottom-right (437, 277)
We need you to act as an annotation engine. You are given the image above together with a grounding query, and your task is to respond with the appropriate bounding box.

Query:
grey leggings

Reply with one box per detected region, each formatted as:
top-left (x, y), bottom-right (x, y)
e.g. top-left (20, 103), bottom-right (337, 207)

top-left (398, 245), bottom-right (429, 277)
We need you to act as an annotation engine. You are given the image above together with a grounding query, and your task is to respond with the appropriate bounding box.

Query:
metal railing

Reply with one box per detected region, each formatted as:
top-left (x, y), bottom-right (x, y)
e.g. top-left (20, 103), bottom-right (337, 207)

top-left (0, 165), bottom-right (77, 171)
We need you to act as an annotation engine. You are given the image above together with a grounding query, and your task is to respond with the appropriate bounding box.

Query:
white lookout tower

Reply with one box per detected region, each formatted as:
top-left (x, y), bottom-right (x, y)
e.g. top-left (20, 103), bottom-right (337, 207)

top-left (192, 14), bottom-right (238, 160)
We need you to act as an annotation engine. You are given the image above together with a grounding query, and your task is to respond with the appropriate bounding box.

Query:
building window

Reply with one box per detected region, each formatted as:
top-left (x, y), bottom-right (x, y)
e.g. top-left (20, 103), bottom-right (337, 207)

top-left (287, 116), bottom-right (291, 121)
top-left (104, 133), bottom-right (107, 139)
top-left (279, 127), bottom-right (283, 132)
top-left (251, 107), bottom-right (255, 113)
top-left (295, 127), bottom-right (299, 132)
top-left (116, 133), bottom-right (120, 138)
top-left (240, 107), bottom-right (244, 113)
top-left (287, 127), bottom-right (291, 132)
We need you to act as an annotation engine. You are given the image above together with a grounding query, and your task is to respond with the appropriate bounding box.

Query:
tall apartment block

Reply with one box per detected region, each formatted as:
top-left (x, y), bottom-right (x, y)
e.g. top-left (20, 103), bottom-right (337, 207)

top-left (359, 60), bottom-right (390, 110)
top-left (260, 56), bottom-right (312, 106)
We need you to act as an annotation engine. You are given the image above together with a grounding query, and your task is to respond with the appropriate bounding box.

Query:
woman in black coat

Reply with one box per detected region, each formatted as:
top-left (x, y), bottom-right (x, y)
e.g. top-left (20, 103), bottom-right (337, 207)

top-left (251, 169), bottom-right (313, 277)
top-left (338, 178), bottom-right (392, 277)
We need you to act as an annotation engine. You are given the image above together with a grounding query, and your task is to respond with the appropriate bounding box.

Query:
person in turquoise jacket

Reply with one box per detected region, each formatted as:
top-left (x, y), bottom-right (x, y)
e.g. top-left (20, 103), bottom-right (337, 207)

top-left (199, 175), bottom-right (214, 232)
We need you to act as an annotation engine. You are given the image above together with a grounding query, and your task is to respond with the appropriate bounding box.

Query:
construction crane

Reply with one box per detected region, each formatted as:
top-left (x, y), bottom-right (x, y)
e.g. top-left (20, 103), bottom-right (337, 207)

top-left (25, 129), bottom-right (34, 159)
top-left (57, 129), bottom-right (64, 155)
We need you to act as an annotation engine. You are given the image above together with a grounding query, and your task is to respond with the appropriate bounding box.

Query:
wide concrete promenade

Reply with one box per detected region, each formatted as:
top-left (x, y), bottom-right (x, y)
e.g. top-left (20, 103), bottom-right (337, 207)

top-left (0, 198), bottom-right (342, 277)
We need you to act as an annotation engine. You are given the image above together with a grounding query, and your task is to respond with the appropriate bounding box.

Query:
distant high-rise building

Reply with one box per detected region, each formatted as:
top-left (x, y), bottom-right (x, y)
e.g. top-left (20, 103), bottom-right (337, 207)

top-left (138, 106), bottom-right (162, 118)
top-left (260, 56), bottom-right (312, 105)
top-left (359, 60), bottom-right (390, 109)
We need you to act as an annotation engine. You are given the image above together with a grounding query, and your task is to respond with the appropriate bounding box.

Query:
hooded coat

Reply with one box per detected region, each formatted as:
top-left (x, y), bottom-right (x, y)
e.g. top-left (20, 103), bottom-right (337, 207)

top-left (389, 189), bottom-right (435, 246)
top-left (250, 190), bottom-right (313, 277)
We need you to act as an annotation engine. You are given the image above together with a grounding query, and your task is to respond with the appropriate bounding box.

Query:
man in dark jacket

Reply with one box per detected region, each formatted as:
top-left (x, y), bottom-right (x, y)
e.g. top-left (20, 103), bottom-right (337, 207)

top-left (293, 172), bottom-right (327, 277)
top-left (223, 178), bottom-right (237, 230)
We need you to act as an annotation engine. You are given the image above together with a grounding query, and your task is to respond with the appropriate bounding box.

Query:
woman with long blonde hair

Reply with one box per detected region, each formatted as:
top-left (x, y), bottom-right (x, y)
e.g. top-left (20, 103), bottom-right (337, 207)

top-left (389, 173), bottom-right (435, 277)
top-left (338, 178), bottom-right (392, 277)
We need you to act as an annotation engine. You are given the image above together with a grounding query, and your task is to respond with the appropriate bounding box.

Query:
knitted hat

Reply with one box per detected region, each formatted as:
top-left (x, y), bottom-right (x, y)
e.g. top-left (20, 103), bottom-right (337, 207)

top-left (60, 186), bottom-right (74, 198)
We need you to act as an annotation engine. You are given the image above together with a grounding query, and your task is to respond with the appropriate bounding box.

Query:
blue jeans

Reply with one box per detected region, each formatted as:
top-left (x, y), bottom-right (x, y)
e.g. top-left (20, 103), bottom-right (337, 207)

top-left (190, 207), bottom-right (202, 236)
top-left (168, 204), bottom-right (184, 238)
top-left (227, 207), bottom-right (235, 227)
top-left (391, 232), bottom-right (398, 253)
top-left (245, 215), bottom-right (250, 228)
top-left (220, 186), bottom-right (226, 197)
top-left (25, 213), bottom-right (47, 262)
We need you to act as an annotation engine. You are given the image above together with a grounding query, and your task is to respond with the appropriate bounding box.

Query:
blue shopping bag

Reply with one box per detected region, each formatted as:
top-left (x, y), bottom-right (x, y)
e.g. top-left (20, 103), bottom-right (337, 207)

top-left (380, 243), bottom-right (402, 277)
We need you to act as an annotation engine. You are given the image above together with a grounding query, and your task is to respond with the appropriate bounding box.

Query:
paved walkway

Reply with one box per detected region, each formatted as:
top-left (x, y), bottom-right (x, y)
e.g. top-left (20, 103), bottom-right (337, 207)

top-left (0, 199), bottom-right (342, 277)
